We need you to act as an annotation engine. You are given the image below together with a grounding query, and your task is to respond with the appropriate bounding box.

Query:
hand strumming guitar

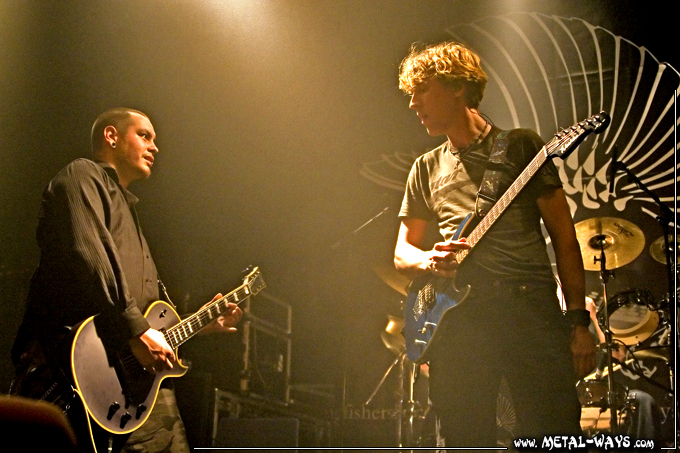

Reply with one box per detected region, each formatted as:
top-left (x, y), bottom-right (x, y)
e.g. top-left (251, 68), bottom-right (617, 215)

top-left (129, 328), bottom-right (176, 373)
top-left (428, 238), bottom-right (470, 278)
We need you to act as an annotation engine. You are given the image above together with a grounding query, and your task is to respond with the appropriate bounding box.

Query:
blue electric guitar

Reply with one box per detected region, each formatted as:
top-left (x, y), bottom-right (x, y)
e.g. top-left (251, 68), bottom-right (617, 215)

top-left (404, 112), bottom-right (611, 364)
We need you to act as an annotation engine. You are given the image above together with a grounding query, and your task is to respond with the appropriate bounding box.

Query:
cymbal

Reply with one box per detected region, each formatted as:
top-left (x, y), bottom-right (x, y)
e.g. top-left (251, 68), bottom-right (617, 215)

top-left (372, 262), bottom-right (410, 296)
top-left (384, 315), bottom-right (404, 336)
top-left (583, 359), bottom-right (627, 380)
top-left (381, 331), bottom-right (405, 355)
top-left (649, 235), bottom-right (677, 264)
top-left (574, 217), bottom-right (645, 270)
top-left (381, 315), bottom-right (405, 354)
top-left (632, 346), bottom-right (670, 362)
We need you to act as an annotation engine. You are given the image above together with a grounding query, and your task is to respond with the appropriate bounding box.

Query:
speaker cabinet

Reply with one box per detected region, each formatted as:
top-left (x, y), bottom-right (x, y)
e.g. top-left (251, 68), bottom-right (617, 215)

top-left (214, 417), bottom-right (299, 451)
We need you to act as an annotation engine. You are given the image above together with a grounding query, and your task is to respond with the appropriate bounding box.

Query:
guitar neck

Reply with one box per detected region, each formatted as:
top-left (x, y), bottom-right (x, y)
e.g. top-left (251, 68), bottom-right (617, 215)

top-left (164, 284), bottom-right (252, 349)
top-left (454, 127), bottom-right (580, 264)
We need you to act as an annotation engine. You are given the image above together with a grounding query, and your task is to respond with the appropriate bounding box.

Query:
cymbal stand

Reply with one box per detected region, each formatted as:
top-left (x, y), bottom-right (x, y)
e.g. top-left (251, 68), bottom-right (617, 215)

top-left (402, 362), bottom-right (419, 450)
top-left (365, 350), bottom-right (406, 448)
top-left (364, 351), bottom-right (419, 451)
top-left (593, 236), bottom-right (619, 434)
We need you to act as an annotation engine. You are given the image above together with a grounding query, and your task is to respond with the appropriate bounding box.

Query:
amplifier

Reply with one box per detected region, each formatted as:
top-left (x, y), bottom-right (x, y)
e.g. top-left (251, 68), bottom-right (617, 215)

top-left (181, 291), bottom-right (292, 403)
top-left (212, 389), bottom-right (331, 449)
top-left (240, 319), bottom-right (291, 402)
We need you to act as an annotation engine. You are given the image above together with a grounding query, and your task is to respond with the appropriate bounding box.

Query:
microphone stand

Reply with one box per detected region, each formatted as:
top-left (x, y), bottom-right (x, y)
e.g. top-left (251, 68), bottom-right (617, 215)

top-left (610, 160), bottom-right (676, 313)
top-left (364, 350), bottom-right (406, 448)
top-left (330, 206), bottom-right (390, 251)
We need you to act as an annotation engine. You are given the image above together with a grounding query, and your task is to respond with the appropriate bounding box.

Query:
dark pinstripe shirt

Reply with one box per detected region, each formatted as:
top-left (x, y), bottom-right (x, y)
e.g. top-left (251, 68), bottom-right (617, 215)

top-left (13, 159), bottom-right (158, 360)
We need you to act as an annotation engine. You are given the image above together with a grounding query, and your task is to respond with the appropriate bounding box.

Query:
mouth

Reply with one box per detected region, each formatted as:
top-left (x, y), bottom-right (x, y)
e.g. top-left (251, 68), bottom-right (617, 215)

top-left (143, 154), bottom-right (154, 167)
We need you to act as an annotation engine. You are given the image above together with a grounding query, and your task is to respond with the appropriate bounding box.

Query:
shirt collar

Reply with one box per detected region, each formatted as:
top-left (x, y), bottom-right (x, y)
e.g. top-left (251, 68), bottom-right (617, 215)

top-left (96, 161), bottom-right (140, 204)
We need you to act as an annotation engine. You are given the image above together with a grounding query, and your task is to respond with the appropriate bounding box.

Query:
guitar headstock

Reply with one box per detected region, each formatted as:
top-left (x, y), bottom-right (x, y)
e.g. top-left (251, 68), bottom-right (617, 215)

top-left (547, 111), bottom-right (611, 160)
top-left (242, 266), bottom-right (266, 296)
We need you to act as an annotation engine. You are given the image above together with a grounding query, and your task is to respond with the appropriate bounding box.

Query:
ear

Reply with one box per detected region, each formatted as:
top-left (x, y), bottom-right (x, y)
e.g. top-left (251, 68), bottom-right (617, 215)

top-left (450, 83), bottom-right (465, 98)
top-left (103, 125), bottom-right (118, 148)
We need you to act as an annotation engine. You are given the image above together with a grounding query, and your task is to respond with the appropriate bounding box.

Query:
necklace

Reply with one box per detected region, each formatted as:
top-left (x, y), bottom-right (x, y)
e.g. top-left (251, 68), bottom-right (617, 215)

top-left (447, 120), bottom-right (489, 156)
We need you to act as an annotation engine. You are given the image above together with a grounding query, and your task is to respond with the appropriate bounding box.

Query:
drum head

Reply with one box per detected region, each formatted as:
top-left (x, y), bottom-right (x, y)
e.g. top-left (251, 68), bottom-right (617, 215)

top-left (599, 289), bottom-right (659, 345)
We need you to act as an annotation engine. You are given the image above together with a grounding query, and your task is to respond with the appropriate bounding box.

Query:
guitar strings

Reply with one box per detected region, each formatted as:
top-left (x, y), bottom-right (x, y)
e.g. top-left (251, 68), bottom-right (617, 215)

top-left (454, 120), bottom-right (589, 264)
top-left (164, 287), bottom-right (253, 348)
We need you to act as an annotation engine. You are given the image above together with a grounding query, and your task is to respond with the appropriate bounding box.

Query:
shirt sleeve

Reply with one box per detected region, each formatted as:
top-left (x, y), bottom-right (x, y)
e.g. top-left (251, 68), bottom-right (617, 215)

top-left (399, 156), bottom-right (435, 221)
top-left (40, 160), bottom-right (150, 340)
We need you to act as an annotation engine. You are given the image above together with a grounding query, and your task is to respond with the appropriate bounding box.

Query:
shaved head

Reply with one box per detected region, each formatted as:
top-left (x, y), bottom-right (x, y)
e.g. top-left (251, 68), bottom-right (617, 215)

top-left (91, 108), bottom-right (149, 156)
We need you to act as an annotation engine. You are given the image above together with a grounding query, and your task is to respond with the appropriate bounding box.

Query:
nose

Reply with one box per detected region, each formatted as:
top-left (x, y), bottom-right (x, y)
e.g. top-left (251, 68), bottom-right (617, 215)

top-left (149, 141), bottom-right (159, 154)
top-left (409, 93), bottom-right (418, 109)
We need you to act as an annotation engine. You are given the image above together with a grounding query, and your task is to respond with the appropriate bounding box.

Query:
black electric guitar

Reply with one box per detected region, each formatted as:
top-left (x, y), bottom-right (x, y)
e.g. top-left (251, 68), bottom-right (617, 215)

top-left (69, 267), bottom-right (265, 449)
top-left (404, 112), bottom-right (611, 364)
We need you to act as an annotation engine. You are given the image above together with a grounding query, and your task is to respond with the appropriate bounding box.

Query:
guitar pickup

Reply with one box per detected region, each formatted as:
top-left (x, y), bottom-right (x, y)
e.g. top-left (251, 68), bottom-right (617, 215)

top-left (415, 340), bottom-right (427, 345)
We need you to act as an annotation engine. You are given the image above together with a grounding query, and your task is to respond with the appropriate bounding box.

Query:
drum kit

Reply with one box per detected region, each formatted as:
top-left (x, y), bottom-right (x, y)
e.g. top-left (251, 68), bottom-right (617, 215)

top-left (364, 302), bottom-right (434, 448)
top-left (366, 214), bottom-right (676, 446)
top-left (572, 216), bottom-right (675, 438)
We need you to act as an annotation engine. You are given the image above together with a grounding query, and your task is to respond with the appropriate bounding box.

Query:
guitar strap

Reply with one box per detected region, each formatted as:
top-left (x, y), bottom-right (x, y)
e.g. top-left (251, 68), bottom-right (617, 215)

top-left (158, 278), bottom-right (177, 309)
top-left (475, 130), bottom-right (510, 218)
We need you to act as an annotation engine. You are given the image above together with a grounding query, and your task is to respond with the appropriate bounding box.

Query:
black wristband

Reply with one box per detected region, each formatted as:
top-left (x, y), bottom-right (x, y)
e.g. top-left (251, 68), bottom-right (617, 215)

top-left (565, 309), bottom-right (591, 327)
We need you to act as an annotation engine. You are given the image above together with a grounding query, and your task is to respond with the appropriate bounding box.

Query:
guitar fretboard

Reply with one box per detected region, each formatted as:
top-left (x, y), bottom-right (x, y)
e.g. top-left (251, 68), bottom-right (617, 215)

top-left (164, 285), bottom-right (252, 348)
top-left (455, 123), bottom-right (587, 264)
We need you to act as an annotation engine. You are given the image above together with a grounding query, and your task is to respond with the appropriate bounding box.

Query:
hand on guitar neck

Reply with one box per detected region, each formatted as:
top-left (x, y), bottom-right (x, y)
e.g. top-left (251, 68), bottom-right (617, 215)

top-left (128, 293), bottom-right (243, 372)
top-left (428, 238), bottom-right (470, 278)
top-left (199, 293), bottom-right (243, 334)
top-left (129, 328), bottom-right (176, 373)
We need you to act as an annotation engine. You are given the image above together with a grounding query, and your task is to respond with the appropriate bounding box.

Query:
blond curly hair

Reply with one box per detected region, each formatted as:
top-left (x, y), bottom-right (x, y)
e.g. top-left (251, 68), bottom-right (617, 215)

top-left (399, 41), bottom-right (487, 108)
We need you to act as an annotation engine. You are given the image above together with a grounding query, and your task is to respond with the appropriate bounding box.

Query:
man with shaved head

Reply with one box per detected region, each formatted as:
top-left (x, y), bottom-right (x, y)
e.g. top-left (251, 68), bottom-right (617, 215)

top-left (11, 108), bottom-right (242, 452)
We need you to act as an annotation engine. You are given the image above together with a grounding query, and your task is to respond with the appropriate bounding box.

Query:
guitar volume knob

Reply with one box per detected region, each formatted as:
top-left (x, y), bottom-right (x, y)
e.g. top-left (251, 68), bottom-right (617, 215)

top-left (107, 402), bottom-right (121, 420)
top-left (120, 412), bottom-right (132, 429)
top-left (135, 404), bottom-right (147, 419)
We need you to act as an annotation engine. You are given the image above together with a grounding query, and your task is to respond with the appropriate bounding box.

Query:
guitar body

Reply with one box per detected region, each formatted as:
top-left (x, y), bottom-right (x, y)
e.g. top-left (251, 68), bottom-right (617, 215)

top-left (67, 267), bottom-right (265, 452)
top-left (404, 276), bottom-right (470, 363)
top-left (70, 301), bottom-right (187, 440)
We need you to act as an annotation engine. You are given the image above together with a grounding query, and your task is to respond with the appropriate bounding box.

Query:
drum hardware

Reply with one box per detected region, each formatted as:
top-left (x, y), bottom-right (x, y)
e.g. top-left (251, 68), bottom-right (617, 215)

top-left (608, 155), bottom-right (675, 397)
top-left (576, 378), bottom-right (628, 408)
top-left (650, 235), bottom-right (678, 265)
top-left (575, 219), bottom-right (638, 435)
top-left (366, 316), bottom-right (426, 450)
top-left (597, 288), bottom-right (660, 346)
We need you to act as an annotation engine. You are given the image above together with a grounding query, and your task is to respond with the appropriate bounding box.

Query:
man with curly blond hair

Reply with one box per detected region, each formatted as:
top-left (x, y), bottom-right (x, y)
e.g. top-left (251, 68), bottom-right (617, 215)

top-left (394, 41), bottom-right (595, 448)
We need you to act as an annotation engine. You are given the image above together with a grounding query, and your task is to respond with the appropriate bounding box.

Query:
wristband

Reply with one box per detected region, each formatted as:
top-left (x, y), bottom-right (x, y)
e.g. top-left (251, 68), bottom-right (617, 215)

top-left (565, 309), bottom-right (591, 327)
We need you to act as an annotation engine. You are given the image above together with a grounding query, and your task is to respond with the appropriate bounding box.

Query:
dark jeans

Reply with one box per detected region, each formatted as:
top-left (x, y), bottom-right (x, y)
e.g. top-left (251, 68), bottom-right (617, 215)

top-left (428, 283), bottom-right (582, 448)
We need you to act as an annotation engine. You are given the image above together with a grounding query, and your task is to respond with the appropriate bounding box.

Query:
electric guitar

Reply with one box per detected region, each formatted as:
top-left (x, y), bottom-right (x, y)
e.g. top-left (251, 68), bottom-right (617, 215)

top-left (69, 266), bottom-right (265, 449)
top-left (404, 112), bottom-right (611, 364)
